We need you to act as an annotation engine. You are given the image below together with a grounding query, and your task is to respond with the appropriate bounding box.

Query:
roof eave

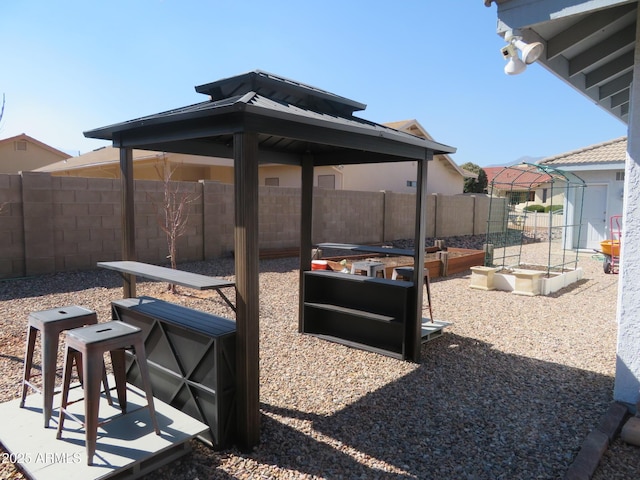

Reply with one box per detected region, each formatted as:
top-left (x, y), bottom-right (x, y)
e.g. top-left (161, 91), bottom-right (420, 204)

top-left (84, 99), bottom-right (243, 141)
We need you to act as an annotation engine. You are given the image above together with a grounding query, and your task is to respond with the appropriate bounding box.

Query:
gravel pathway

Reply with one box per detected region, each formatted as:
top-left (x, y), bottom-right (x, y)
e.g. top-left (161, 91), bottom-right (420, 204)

top-left (0, 238), bottom-right (635, 479)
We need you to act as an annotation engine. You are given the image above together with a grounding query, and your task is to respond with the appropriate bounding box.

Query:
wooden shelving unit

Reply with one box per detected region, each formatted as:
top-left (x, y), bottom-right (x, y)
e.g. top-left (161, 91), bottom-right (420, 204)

top-left (302, 271), bottom-right (416, 360)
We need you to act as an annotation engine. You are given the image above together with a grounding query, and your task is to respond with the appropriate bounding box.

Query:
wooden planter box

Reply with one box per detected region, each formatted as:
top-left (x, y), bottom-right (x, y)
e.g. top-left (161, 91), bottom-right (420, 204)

top-left (323, 248), bottom-right (485, 279)
top-left (446, 248), bottom-right (486, 275)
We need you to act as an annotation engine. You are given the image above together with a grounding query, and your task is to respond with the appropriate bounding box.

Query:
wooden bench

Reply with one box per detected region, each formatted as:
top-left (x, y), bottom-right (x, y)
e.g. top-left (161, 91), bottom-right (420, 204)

top-left (111, 296), bottom-right (236, 448)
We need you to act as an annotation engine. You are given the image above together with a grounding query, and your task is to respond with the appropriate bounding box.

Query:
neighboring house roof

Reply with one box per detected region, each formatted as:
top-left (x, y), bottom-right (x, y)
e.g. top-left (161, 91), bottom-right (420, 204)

top-left (382, 119), bottom-right (472, 178)
top-left (538, 136), bottom-right (627, 167)
top-left (35, 146), bottom-right (159, 172)
top-left (484, 165), bottom-right (552, 190)
top-left (0, 133), bottom-right (72, 174)
top-left (35, 146), bottom-right (233, 173)
top-left (40, 117), bottom-right (467, 186)
top-left (0, 133), bottom-right (71, 159)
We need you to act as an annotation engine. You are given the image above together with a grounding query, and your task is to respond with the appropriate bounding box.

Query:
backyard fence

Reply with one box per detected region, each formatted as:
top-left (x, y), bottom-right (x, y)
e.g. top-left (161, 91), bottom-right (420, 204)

top-left (0, 172), bottom-right (499, 279)
top-left (505, 208), bottom-right (565, 240)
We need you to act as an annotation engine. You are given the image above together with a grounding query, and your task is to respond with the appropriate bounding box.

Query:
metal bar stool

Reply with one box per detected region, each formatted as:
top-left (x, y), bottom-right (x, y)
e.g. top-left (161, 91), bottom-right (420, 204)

top-left (56, 320), bottom-right (160, 465)
top-left (351, 260), bottom-right (386, 278)
top-left (20, 305), bottom-right (112, 428)
top-left (392, 267), bottom-right (434, 321)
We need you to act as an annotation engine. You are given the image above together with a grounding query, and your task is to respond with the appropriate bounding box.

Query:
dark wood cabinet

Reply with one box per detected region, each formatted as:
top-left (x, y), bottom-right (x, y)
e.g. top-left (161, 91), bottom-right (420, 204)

top-left (111, 296), bottom-right (236, 448)
top-left (302, 271), bottom-right (416, 359)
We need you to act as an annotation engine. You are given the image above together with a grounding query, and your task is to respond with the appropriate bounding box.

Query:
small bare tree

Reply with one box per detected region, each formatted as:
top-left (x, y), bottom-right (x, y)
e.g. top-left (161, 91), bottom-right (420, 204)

top-left (155, 161), bottom-right (200, 293)
top-left (0, 93), bottom-right (5, 129)
top-left (0, 95), bottom-right (6, 213)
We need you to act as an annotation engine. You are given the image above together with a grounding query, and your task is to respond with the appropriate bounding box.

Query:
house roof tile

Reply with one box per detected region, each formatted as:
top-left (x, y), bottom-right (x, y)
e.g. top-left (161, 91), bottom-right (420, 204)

top-left (484, 165), bottom-right (553, 189)
top-left (539, 136), bottom-right (627, 166)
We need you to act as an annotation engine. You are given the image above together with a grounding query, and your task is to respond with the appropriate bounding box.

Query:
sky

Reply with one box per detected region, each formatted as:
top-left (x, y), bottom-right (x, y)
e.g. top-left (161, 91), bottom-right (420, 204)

top-left (0, 0), bottom-right (628, 167)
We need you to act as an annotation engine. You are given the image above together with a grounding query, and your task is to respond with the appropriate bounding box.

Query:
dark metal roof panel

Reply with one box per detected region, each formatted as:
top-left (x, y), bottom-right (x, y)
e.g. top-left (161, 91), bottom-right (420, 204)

top-left (244, 94), bottom-right (456, 154)
top-left (84, 96), bottom-right (243, 139)
top-left (85, 92), bottom-right (455, 157)
top-left (195, 70), bottom-right (367, 116)
top-left (84, 71), bottom-right (456, 164)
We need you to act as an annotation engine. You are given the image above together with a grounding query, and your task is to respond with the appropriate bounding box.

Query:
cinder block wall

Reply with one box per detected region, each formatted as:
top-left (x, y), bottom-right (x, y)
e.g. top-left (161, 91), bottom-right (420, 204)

top-left (0, 172), bottom-right (494, 279)
top-left (312, 189), bottom-right (385, 244)
top-left (0, 174), bottom-right (25, 277)
top-left (202, 181), bottom-right (234, 259)
top-left (134, 179), bottom-right (204, 265)
top-left (259, 185), bottom-right (301, 250)
top-left (435, 194), bottom-right (475, 237)
top-left (22, 172), bottom-right (55, 276)
top-left (383, 192), bottom-right (415, 241)
top-left (52, 176), bottom-right (121, 272)
top-left (473, 196), bottom-right (492, 236)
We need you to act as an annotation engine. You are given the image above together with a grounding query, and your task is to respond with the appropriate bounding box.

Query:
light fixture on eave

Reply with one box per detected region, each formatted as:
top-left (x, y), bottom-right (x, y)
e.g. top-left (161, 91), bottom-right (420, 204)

top-left (500, 30), bottom-right (544, 75)
top-left (502, 43), bottom-right (527, 75)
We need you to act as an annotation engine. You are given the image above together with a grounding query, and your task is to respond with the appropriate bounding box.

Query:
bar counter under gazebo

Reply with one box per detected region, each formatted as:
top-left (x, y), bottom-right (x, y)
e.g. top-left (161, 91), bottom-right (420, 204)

top-left (83, 70), bottom-right (456, 450)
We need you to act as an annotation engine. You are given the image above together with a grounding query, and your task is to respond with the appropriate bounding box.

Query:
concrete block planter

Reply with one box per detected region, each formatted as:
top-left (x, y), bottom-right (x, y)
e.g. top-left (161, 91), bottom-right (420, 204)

top-left (469, 266), bottom-right (499, 291)
top-left (540, 267), bottom-right (584, 295)
top-left (470, 265), bottom-right (583, 296)
top-left (512, 269), bottom-right (546, 296)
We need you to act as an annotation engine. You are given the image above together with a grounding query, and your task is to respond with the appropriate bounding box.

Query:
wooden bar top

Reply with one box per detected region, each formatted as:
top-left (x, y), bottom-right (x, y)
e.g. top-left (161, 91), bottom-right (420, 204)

top-left (97, 261), bottom-right (234, 291)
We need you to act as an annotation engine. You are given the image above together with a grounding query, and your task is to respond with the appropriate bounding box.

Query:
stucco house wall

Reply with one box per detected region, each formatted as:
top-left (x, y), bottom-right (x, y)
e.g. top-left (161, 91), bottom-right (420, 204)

top-left (539, 137), bottom-right (626, 250)
top-left (340, 155), bottom-right (464, 195)
top-left (0, 133), bottom-right (71, 174)
top-left (257, 164), bottom-right (343, 189)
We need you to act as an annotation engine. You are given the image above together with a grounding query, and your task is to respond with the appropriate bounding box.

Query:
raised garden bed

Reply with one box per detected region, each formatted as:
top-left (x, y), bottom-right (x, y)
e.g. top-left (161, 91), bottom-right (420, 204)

top-left (470, 265), bottom-right (584, 296)
top-left (322, 248), bottom-right (485, 279)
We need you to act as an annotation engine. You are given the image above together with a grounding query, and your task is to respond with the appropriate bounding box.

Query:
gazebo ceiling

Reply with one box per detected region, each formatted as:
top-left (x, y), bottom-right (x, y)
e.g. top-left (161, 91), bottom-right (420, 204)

top-left (84, 70), bottom-right (456, 166)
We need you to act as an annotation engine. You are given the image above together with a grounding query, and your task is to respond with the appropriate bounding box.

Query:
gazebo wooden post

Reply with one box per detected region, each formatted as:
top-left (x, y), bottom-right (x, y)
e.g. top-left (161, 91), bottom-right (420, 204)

top-left (299, 154), bottom-right (314, 332)
top-left (233, 131), bottom-right (261, 449)
top-left (408, 151), bottom-right (431, 362)
top-left (120, 146), bottom-right (136, 298)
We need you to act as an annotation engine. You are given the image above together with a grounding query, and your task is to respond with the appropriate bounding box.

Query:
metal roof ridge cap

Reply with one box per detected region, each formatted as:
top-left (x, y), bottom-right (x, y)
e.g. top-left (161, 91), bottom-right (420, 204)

top-left (236, 91), bottom-right (257, 108)
top-left (251, 70), bottom-right (367, 111)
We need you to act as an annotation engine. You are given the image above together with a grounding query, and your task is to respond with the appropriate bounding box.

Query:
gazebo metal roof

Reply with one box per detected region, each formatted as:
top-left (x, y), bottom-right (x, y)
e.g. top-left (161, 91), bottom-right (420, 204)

top-left (85, 70), bottom-right (455, 164)
top-left (84, 70), bottom-right (456, 450)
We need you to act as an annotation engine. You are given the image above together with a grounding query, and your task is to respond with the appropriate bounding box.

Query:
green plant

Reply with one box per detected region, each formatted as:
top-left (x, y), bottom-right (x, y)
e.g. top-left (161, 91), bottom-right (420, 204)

top-left (461, 162), bottom-right (488, 194)
top-left (523, 204), bottom-right (545, 212)
top-left (544, 205), bottom-right (563, 213)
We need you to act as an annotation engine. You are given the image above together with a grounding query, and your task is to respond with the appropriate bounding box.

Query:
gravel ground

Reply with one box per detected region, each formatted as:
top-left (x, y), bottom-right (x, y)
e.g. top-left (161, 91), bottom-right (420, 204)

top-left (0, 237), bottom-right (636, 479)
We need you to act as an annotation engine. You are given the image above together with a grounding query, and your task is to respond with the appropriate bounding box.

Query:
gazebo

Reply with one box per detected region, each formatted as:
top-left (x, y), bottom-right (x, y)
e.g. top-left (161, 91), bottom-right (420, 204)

top-left (84, 70), bottom-right (456, 449)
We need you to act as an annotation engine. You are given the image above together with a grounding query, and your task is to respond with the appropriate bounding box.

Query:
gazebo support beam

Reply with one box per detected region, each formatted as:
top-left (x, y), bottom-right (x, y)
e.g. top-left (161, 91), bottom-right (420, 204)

top-left (233, 131), bottom-right (261, 449)
top-left (120, 146), bottom-right (136, 298)
top-left (299, 154), bottom-right (314, 332)
top-left (408, 151), bottom-right (431, 362)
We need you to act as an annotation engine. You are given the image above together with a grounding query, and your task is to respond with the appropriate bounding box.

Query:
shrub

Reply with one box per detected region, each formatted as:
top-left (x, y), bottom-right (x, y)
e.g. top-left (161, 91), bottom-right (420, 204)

top-left (523, 204), bottom-right (545, 212)
top-left (544, 205), bottom-right (563, 213)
